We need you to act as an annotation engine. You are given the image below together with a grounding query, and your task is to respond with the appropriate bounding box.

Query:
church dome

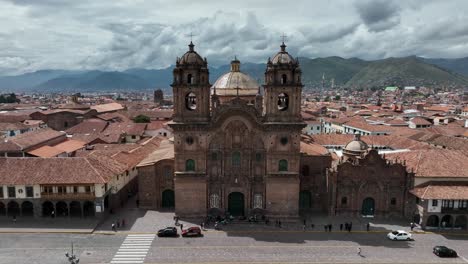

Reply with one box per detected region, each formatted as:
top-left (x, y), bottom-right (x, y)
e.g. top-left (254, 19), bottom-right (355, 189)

top-left (178, 42), bottom-right (205, 65)
top-left (271, 42), bottom-right (295, 64)
top-left (211, 58), bottom-right (259, 96)
top-left (343, 133), bottom-right (368, 156)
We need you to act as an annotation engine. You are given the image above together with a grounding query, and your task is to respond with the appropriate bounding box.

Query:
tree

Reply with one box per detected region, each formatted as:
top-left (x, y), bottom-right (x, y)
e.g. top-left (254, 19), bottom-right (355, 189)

top-left (334, 95), bottom-right (341, 101)
top-left (134, 114), bottom-right (150, 123)
top-left (324, 96), bottom-right (330, 102)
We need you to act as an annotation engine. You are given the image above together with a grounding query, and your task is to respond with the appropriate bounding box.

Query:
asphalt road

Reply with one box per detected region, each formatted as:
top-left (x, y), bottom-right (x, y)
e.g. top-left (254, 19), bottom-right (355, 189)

top-left (1, 231), bottom-right (468, 264)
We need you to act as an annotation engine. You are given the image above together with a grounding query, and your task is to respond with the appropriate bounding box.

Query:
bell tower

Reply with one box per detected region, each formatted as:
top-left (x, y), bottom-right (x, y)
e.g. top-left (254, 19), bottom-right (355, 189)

top-left (263, 42), bottom-right (302, 122)
top-left (172, 41), bottom-right (210, 123)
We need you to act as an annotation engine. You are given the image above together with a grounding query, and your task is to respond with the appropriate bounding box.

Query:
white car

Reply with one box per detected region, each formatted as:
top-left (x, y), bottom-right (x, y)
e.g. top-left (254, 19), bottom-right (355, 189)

top-left (387, 230), bottom-right (412, 241)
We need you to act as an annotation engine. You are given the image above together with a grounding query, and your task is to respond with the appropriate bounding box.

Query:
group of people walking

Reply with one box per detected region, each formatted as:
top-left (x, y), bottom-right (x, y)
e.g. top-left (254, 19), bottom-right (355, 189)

top-left (111, 218), bottom-right (126, 232)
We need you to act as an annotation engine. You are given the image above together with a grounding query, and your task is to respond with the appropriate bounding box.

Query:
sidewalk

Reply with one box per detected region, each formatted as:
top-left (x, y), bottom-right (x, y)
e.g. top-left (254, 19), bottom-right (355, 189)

top-left (0, 216), bottom-right (99, 233)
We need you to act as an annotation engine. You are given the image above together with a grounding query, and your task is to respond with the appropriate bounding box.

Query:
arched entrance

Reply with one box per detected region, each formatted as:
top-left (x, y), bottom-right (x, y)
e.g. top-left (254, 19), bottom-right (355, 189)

top-left (56, 201), bottom-right (68, 217)
top-left (228, 192), bottom-right (245, 216)
top-left (161, 189), bottom-right (175, 208)
top-left (361, 197), bottom-right (375, 216)
top-left (299, 190), bottom-right (312, 209)
top-left (21, 201), bottom-right (34, 216)
top-left (7, 201), bottom-right (20, 216)
top-left (42, 201), bottom-right (54, 217)
top-left (455, 215), bottom-right (467, 230)
top-left (441, 215), bottom-right (453, 228)
top-left (0, 202), bottom-right (5, 216)
top-left (426, 215), bottom-right (439, 227)
top-left (83, 201), bottom-right (95, 217)
top-left (69, 201), bottom-right (81, 217)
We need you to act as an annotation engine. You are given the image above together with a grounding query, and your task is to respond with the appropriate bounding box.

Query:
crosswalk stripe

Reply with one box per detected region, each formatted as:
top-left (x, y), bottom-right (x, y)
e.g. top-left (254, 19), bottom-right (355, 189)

top-left (110, 234), bottom-right (155, 264)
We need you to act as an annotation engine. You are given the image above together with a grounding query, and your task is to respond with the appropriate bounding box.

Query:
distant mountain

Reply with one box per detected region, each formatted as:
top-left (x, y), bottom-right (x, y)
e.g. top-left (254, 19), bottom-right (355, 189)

top-left (2, 55), bottom-right (468, 93)
top-left (423, 57), bottom-right (468, 76)
top-left (345, 56), bottom-right (468, 88)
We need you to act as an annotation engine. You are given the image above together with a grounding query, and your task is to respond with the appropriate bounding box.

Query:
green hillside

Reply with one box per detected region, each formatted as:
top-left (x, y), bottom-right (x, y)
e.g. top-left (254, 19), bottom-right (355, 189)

top-left (346, 56), bottom-right (468, 88)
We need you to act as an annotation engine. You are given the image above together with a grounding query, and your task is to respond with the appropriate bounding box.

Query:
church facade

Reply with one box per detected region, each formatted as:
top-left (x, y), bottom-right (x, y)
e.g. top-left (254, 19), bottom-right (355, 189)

top-left (137, 42), bottom-right (413, 221)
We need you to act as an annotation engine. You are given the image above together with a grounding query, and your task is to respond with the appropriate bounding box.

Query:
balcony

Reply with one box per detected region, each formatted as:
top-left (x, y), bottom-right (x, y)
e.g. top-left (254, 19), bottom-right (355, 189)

top-left (441, 207), bottom-right (468, 214)
top-left (40, 192), bottom-right (95, 200)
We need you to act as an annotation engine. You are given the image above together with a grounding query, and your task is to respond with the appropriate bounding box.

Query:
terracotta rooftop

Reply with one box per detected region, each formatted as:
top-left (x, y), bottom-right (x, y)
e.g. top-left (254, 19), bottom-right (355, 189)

top-left (0, 128), bottom-right (66, 151)
top-left (410, 181), bottom-right (468, 199)
top-left (300, 141), bottom-right (330, 156)
top-left (137, 140), bottom-right (174, 167)
top-left (27, 145), bottom-right (65, 158)
top-left (0, 157), bottom-right (119, 184)
top-left (54, 139), bottom-right (86, 153)
top-left (386, 149), bottom-right (468, 178)
top-left (409, 117), bottom-right (432, 125)
top-left (66, 118), bottom-right (108, 134)
top-left (91, 102), bottom-right (124, 113)
top-left (0, 122), bottom-right (29, 131)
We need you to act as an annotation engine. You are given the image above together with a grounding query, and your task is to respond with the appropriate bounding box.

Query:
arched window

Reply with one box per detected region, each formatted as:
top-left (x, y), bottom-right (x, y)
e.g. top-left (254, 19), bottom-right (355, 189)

top-left (278, 159), bottom-right (288, 172)
top-left (187, 74), bottom-right (193, 84)
top-left (277, 93), bottom-right (289, 111)
top-left (341, 197), bottom-right (348, 205)
top-left (210, 194), bottom-right (220, 208)
top-left (185, 92), bottom-right (197, 110)
top-left (163, 165), bottom-right (173, 180)
top-left (232, 151), bottom-right (241, 167)
top-left (185, 159), bottom-right (195, 171)
top-left (281, 74), bottom-right (287, 84)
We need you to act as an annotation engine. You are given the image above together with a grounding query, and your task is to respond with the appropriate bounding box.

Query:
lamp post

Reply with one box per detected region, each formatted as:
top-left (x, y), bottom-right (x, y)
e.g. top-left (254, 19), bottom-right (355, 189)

top-left (65, 242), bottom-right (80, 264)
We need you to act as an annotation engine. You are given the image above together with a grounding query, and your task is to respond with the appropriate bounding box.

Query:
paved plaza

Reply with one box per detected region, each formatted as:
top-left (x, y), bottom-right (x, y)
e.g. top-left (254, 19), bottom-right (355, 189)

top-left (1, 198), bottom-right (468, 263)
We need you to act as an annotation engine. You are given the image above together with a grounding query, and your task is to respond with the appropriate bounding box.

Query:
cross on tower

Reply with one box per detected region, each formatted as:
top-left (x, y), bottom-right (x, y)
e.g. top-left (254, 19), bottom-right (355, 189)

top-left (281, 33), bottom-right (288, 43)
top-left (185, 32), bottom-right (197, 42)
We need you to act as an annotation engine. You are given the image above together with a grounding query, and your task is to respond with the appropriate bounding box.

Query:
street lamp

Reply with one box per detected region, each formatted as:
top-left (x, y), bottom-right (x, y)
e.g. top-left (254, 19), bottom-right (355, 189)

top-left (65, 242), bottom-right (80, 264)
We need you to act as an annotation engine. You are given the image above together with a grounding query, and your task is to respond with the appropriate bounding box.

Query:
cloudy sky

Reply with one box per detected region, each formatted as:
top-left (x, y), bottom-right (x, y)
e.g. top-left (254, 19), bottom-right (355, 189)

top-left (1, 0), bottom-right (468, 75)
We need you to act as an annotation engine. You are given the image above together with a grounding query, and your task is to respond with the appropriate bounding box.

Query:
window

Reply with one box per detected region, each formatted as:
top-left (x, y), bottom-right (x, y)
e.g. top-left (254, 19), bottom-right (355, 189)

top-left (211, 152), bottom-right (218, 161)
top-left (280, 136), bottom-right (288, 145)
top-left (281, 74), bottom-right (287, 84)
top-left (85, 186), bottom-right (91, 193)
top-left (232, 151), bottom-right (241, 167)
top-left (185, 159), bottom-right (195, 171)
top-left (58, 186), bottom-right (66, 194)
top-left (459, 200), bottom-right (468, 209)
top-left (64, 121), bottom-right (69, 128)
top-left (43, 186), bottom-right (53, 194)
top-left (278, 159), bottom-right (288, 172)
top-left (442, 200), bottom-right (454, 208)
top-left (341, 197), bottom-right (347, 205)
top-left (255, 153), bottom-right (262, 162)
top-left (432, 200), bottom-right (438, 207)
top-left (26, 186), bottom-right (34, 198)
top-left (131, 135), bottom-right (136, 139)
top-left (0, 187), bottom-right (3, 198)
top-left (390, 198), bottom-right (397, 206)
top-left (187, 74), bottom-right (193, 84)
top-left (7, 186), bottom-right (15, 198)
top-left (186, 136), bottom-right (194, 145)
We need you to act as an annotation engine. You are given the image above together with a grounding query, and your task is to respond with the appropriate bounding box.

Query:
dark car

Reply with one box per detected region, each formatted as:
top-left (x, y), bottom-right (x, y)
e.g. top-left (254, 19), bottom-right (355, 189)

top-left (182, 227), bottom-right (202, 237)
top-left (433, 246), bottom-right (458, 258)
top-left (157, 227), bottom-right (178, 237)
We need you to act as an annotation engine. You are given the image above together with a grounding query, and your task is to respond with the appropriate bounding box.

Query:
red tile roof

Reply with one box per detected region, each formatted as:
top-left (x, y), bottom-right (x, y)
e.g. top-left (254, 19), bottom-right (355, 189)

top-left (410, 182), bottom-right (468, 199)
top-left (0, 128), bottom-right (66, 151)
top-left (27, 145), bottom-right (65, 158)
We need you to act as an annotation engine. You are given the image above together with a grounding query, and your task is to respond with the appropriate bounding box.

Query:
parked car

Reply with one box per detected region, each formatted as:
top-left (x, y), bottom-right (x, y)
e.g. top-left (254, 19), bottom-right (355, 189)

top-left (387, 230), bottom-right (412, 241)
top-left (433, 246), bottom-right (458, 258)
top-left (157, 227), bottom-right (178, 237)
top-left (182, 227), bottom-right (202, 237)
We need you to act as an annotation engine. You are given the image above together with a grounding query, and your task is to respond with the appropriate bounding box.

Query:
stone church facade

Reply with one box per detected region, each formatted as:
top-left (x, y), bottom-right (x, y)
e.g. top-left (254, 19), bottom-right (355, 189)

top-left (137, 42), bottom-right (413, 221)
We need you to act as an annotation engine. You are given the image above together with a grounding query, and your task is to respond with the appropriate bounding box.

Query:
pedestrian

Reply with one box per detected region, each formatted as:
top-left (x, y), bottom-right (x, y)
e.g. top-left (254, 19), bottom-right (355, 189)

top-left (329, 224), bottom-right (332, 232)
top-left (340, 223), bottom-right (343, 231)
top-left (117, 219), bottom-right (120, 228)
top-left (13, 215), bottom-right (16, 224)
top-left (278, 220), bottom-right (282, 228)
top-left (122, 219), bottom-right (126, 228)
top-left (112, 222), bottom-right (116, 232)
top-left (180, 223), bottom-right (183, 231)
top-left (410, 222), bottom-right (415, 231)
top-left (51, 210), bottom-right (55, 218)
top-left (324, 225), bottom-right (327, 232)
top-left (136, 199), bottom-right (140, 208)
top-left (303, 219), bottom-right (306, 226)
top-left (310, 223), bottom-right (314, 229)
top-left (349, 222), bottom-right (353, 232)
top-left (303, 224), bottom-right (306, 231)
top-left (357, 247), bottom-right (362, 257)
top-left (345, 222), bottom-right (348, 231)
top-left (366, 223), bottom-right (370, 231)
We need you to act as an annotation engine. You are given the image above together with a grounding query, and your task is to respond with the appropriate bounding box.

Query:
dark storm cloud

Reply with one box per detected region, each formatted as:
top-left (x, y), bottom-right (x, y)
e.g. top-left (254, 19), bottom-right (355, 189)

top-left (355, 0), bottom-right (401, 32)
